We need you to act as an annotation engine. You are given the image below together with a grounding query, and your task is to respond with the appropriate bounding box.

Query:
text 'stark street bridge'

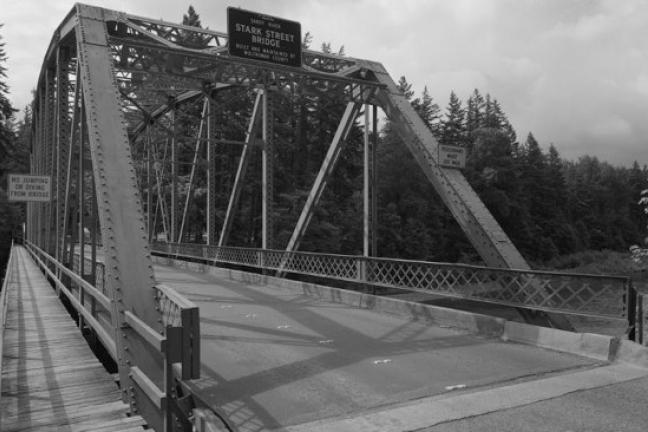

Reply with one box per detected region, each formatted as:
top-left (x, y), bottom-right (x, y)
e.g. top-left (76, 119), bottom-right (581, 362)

top-left (2, 3), bottom-right (647, 431)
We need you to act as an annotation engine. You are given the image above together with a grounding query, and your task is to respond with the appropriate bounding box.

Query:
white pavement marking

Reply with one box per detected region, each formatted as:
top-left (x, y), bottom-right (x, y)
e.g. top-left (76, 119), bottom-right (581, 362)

top-left (285, 363), bottom-right (648, 432)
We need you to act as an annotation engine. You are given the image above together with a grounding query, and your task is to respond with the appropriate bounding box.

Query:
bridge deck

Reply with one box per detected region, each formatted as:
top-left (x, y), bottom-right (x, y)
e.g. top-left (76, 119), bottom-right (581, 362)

top-left (0, 247), bottom-right (145, 432)
top-left (154, 262), bottom-right (618, 432)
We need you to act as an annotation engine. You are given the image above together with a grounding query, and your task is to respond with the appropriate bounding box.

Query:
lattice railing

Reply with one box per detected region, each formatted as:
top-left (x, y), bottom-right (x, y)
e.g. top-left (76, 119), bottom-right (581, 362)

top-left (152, 241), bottom-right (634, 321)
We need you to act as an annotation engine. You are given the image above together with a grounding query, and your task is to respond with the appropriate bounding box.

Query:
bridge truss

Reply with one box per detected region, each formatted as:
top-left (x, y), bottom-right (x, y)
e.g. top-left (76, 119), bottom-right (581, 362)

top-left (24, 3), bottom-right (629, 430)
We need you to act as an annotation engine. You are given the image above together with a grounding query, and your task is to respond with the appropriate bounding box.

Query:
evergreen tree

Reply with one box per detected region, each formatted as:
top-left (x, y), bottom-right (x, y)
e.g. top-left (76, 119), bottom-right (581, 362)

top-left (179, 6), bottom-right (210, 48)
top-left (411, 86), bottom-right (441, 138)
top-left (0, 26), bottom-right (25, 281)
top-left (0, 25), bottom-right (16, 159)
top-left (465, 89), bottom-right (485, 137)
top-left (396, 76), bottom-right (414, 100)
top-left (440, 91), bottom-right (465, 147)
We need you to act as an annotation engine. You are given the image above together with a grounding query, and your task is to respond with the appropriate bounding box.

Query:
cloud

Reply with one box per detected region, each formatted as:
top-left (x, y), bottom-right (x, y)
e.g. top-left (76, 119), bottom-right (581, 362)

top-left (2, 0), bottom-right (647, 166)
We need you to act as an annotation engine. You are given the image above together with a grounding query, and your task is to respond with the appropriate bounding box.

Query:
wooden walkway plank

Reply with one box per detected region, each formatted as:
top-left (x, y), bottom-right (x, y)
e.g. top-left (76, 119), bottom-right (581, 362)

top-left (0, 247), bottom-right (146, 432)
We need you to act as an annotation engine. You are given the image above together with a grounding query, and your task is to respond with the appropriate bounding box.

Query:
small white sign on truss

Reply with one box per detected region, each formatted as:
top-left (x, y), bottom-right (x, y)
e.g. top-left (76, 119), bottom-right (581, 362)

top-left (438, 145), bottom-right (466, 169)
top-left (7, 174), bottom-right (51, 202)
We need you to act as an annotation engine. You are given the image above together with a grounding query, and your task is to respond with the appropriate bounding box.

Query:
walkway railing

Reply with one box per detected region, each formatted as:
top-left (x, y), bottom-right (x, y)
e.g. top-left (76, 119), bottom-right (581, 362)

top-left (0, 241), bottom-right (16, 396)
top-left (25, 241), bottom-right (201, 430)
top-left (151, 242), bottom-right (640, 340)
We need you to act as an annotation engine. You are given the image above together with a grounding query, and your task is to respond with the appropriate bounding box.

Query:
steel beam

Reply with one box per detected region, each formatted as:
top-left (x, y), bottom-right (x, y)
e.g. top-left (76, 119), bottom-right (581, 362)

top-left (206, 99), bottom-right (218, 245)
top-left (219, 91), bottom-right (263, 247)
top-left (44, 66), bottom-right (56, 254)
top-left (371, 64), bottom-right (573, 330)
top-left (371, 67), bottom-right (527, 270)
top-left (371, 104), bottom-right (378, 256)
top-left (363, 106), bottom-right (370, 257)
top-left (74, 5), bottom-right (162, 429)
top-left (170, 108), bottom-right (177, 243)
top-left (54, 46), bottom-right (70, 265)
top-left (178, 98), bottom-right (208, 243)
top-left (262, 89), bottom-right (275, 250)
top-left (284, 102), bottom-right (361, 253)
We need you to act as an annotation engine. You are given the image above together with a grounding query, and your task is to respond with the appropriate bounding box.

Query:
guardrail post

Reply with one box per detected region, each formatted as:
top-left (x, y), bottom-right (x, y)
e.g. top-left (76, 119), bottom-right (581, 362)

top-left (165, 326), bottom-right (183, 432)
top-left (638, 293), bottom-right (645, 345)
top-left (631, 271), bottom-right (648, 346)
top-left (627, 280), bottom-right (638, 342)
top-left (358, 258), bottom-right (366, 283)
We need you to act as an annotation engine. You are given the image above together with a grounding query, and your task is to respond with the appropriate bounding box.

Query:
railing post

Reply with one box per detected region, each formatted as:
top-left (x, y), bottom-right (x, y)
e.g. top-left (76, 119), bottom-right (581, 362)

top-left (627, 279), bottom-right (638, 342)
top-left (165, 326), bottom-right (182, 432)
top-left (358, 258), bottom-right (367, 283)
top-left (630, 271), bottom-right (648, 346)
top-left (637, 293), bottom-right (644, 345)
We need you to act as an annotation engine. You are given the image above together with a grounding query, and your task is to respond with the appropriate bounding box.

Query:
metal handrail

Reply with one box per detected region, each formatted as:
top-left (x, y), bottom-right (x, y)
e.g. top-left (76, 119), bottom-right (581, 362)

top-left (156, 241), bottom-right (630, 280)
top-left (152, 241), bottom-right (637, 326)
top-left (0, 241), bottom-right (16, 397)
top-left (25, 241), bottom-right (118, 359)
top-left (24, 240), bottom-right (204, 428)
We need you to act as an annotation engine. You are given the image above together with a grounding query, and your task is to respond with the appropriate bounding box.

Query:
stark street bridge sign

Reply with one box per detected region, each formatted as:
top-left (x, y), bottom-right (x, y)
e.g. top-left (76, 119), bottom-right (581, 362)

top-left (227, 7), bottom-right (302, 67)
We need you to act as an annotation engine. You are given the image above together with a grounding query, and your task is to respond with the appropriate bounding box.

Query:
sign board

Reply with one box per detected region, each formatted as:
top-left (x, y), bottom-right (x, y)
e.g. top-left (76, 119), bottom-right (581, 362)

top-left (438, 145), bottom-right (466, 169)
top-left (7, 174), bottom-right (51, 202)
top-left (227, 7), bottom-right (302, 67)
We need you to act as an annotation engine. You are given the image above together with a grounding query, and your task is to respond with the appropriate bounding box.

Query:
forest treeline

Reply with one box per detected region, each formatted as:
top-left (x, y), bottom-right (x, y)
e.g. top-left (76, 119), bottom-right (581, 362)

top-left (375, 79), bottom-right (647, 265)
top-left (1, 8), bottom-right (647, 281)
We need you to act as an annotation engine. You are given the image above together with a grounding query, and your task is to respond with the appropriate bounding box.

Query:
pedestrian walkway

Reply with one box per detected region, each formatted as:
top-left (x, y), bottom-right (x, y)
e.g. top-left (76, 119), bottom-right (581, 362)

top-left (0, 247), bottom-right (146, 432)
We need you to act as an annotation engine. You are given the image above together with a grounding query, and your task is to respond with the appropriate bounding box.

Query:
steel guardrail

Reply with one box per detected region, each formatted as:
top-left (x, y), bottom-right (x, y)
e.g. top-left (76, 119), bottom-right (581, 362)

top-left (26, 241), bottom-right (118, 359)
top-left (151, 242), bottom-right (638, 332)
top-left (0, 241), bottom-right (16, 398)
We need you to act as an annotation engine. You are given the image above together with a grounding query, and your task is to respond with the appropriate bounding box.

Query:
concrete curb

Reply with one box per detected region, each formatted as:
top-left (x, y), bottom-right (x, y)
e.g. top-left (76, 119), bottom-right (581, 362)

top-left (153, 255), bottom-right (648, 367)
top-left (501, 321), bottom-right (614, 361)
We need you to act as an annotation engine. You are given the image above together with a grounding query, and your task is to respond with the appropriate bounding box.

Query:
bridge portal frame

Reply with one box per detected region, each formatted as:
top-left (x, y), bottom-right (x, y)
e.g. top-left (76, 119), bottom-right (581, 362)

top-left (27, 3), bottom-right (568, 430)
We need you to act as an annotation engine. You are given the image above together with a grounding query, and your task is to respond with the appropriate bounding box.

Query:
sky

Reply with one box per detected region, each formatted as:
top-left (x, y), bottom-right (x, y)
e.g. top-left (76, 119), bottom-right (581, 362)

top-left (2, 0), bottom-right (647, 166)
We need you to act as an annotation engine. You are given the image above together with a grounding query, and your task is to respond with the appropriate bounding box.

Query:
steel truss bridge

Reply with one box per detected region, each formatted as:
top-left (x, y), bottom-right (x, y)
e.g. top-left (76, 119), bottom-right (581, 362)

top-left (1, 3), bottom-right (644, 431)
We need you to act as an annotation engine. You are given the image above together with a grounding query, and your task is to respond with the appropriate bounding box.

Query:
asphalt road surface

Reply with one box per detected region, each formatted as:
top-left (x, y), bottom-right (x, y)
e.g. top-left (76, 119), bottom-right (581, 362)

top-left (151, 264), bottom-right (647, 432)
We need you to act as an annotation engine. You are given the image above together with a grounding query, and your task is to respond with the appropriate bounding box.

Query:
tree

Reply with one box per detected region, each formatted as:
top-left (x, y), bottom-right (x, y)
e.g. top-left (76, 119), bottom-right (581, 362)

top-left (396, 76), bottom-right (414, 100)
top-left (0, 25), bottom-right (16, 159)
top-left (440, 91), bottom-right (465, 147)
top-left (630, 185), bottom-right (648, 269)
top-left (465, 89), bottom-right (485, 138)
top-left (179, 6), bottom-right (210, 48)
top-left (0, 25), bottom-right (25, 283)
top-left (411, 86), bottom-right (441, 138)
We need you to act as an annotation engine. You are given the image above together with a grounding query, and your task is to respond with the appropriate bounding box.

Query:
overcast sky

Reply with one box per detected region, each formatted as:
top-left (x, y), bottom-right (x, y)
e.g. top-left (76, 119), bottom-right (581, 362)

top-left (2, 0), bottom-right (647, 166)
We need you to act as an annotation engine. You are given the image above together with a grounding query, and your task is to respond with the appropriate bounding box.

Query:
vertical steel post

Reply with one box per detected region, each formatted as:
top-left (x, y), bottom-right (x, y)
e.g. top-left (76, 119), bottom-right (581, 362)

top-left (35, 89), bottom-right (43, 248)
top-left (206, 98), bottom-right (217, 245)
top-left (363, 105), bottom-right (370, 258)
top-left (262, 88), bottom-right (275, 250)
top-left (170, 107), bottom-right (177, 243)
top-left (90, 169), bottom-right (98, 293)
top-left (371, 105), bottom-right (378, 257)
top-left (55, 46), bottom-right (70, 265)
top-left (45, 66), bottom-right (56, 256)
top-left (178, 98), bottom-right (208, 243)
top-left (147, 126), bottom-right (153, 242)
top-left (60, 81), bottom-right (79, 278)
top-left (78, 121), bottom-right (86, 328)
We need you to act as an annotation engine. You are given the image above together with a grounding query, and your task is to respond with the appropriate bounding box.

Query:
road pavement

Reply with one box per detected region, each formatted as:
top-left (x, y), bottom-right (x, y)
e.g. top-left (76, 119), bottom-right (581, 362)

top-left (152, 264), bottom-right (648, 432)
